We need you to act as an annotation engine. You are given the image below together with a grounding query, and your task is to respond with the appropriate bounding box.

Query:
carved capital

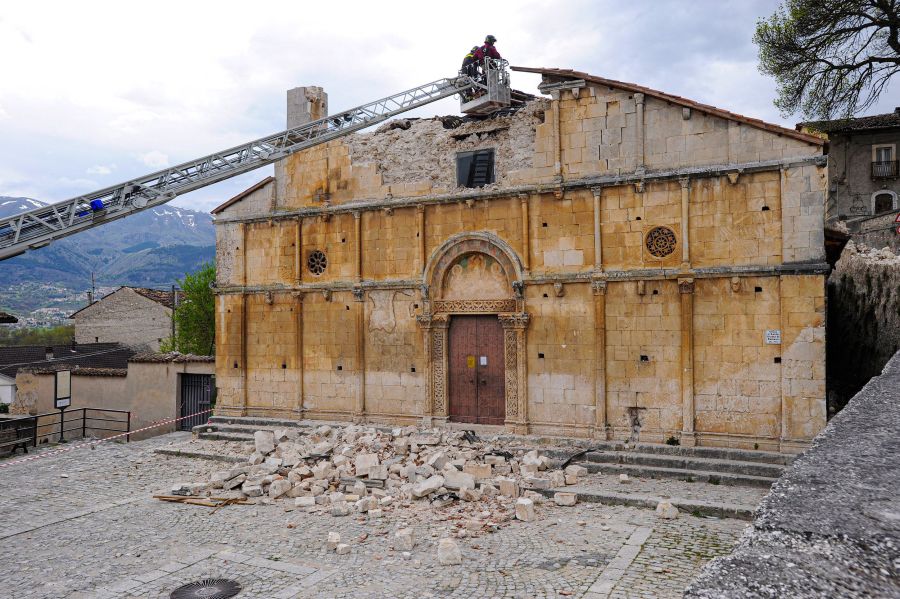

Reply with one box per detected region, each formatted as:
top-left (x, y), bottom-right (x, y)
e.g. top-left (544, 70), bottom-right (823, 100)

top-left (352, 210), bottom-right (361, 220)
top-left (591, 186), bottom-right (603, 199)
top-left (416, 313), bottom-right (450, 329)
top-left (511, 280), bottom-right (525, 300)
top-left (321, 289), bottom-right (332, 302)
top-left (591, 279), bottom-right (607, 296)
top-left (726, 170), bottom-right (742, 185)
top-left (553, 282), bottom-right (565, 297)
top-left (416, 203), bottom-right (425, 214)
top-left (634, 180), bottom-right (645, 194)
top-left (678, 278), bottom-right (695, 295)
top-left (352, 287), bottom-right (365, 302)
top-left (679, 177), bottom-right (690, 190)
top-left (498, 312), bottom-right (530, 330)
top-left (264, 290), bottom-right (274, 305)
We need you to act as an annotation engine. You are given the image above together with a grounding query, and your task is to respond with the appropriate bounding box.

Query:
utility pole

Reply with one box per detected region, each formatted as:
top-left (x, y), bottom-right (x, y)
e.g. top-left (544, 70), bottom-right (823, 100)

top-left (171, 284), bottom-right (176, 343)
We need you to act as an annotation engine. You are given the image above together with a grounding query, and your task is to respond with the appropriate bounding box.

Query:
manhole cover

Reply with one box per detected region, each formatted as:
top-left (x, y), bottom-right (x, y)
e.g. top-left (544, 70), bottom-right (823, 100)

top-left (170, 578), bottom-right (242, 599)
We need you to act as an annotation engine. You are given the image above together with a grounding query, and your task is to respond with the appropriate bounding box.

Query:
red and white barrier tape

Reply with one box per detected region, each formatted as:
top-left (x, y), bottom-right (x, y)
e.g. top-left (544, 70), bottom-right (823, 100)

top-left (0, 408), bottom-right (214, 469)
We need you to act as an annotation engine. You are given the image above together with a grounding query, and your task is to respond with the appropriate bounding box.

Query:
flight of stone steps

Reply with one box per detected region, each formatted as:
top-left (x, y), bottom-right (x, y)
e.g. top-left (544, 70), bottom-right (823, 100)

top-left (191, 416), bottom-right (791, 489)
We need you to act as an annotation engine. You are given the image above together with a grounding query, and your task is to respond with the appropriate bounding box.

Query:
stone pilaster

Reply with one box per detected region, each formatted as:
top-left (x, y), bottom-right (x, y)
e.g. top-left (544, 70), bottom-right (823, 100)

top-left (498, 312), bottom-right (530, 434)
top-left (417, 313), bottom-right (450, 422)
top-left (353, 287), bottom-right (366, 422)
top-left (591, 278), bottom-right (608, 439)
top-left (679, 278), bottom-right (696, 446)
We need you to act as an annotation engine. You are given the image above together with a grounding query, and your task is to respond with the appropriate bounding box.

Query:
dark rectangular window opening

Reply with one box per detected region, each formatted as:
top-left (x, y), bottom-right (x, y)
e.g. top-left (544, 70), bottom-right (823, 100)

top-left (774, 357), bottom-right (781, 364)
top-left (538, 352), bottom-right (545, 359)
top-left (456, 149), bottom-right (495, 188)
top-left (640, 355), bottom-right (650, 362)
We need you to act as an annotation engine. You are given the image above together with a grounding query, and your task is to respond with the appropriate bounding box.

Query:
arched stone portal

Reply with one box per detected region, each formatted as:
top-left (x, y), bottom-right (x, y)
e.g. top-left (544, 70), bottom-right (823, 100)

top-left (418, 232), bottom-right (530, 432)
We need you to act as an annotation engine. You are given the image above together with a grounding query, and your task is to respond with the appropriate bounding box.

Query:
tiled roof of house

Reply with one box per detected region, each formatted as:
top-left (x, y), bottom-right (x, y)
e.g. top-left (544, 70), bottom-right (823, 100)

top-left (20, 366), bottom-right (128, 377)
top-left (211, 176), bottom-right (274, 215)
top-left (69, 286), bottom-right (176, 318)
top-left (130, 352), bottom-right (214, 363)
top-left (0, 342), bottom-right (134, 379)
top-left (0, 312), bottom-right (17, 324)
top-left (511, 66), bottom-right (825, 146)
top-left (799, 110), bottom-right (900, 134)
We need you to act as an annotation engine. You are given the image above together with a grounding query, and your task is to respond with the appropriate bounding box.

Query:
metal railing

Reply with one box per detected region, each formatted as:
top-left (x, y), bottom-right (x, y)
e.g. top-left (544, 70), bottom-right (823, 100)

top-left (872, 160), bottom-right (898, 178)
top-left (0, 408), bottom-right (131, 455)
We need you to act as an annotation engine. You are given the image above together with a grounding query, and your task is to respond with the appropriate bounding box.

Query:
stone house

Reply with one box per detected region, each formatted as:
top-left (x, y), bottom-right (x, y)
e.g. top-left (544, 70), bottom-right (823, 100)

top-left (70, 286), bottom-right (178, 351)
top-left (799, 109), bottom-right (900, 251)
top-left (212, 67), bottom-right (828, 452)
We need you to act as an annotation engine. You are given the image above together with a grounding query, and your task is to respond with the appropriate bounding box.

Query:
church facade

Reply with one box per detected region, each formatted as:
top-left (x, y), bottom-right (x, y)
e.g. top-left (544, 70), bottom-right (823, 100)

top-left (212, 67), bottom-right (828, 452)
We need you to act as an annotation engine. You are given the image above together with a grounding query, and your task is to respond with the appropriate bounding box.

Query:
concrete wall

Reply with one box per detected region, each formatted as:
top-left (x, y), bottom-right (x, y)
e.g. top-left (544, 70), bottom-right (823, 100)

top-left (72, 288), bottom-right (172, 351)
top-left (685, 350), bottom-right (900, 598)
top-left (212, 81), bottom-right (828, 451)
top-left (12, 359), bottom-right (214, 441)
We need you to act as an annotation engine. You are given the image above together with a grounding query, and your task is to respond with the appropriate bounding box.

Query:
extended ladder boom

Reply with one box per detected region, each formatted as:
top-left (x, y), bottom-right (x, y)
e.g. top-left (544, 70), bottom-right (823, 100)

top-left (0, 75), bottom-right (481, 261)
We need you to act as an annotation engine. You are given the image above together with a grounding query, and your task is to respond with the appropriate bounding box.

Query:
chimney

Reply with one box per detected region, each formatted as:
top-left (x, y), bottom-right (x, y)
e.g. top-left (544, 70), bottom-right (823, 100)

top-left (45, 346), bottom-right (54, 361)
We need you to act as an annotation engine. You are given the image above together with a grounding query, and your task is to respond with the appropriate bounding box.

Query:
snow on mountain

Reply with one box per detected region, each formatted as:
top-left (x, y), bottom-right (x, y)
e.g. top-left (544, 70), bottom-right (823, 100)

top-left (0, 197), bottom-right (47, 218)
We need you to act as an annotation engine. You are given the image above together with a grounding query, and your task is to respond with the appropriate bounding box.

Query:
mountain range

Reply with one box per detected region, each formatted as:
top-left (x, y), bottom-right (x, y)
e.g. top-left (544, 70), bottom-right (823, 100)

top-left (0, 196), bottom-right (215, 316)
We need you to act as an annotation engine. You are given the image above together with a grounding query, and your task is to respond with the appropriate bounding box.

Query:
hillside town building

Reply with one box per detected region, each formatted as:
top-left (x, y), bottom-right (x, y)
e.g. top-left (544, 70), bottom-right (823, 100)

top-left (212, 67), bottom-right (828, 452)
top-left (70, 286), bottom-right (179, 351)
top-left (800, 109), bottom-right (900, 251)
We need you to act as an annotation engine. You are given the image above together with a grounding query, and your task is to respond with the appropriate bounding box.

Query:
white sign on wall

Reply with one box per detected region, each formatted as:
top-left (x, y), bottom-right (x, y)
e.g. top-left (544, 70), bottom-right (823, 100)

top-left (764, 329), bottom-right (782, 345)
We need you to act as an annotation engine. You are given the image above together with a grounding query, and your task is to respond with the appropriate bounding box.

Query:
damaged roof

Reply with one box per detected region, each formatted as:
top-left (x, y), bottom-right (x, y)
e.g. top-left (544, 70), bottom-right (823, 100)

top-left (799, 109), bottom-right (900, 134)
top-left (512, 66), bottom-right (825, 146)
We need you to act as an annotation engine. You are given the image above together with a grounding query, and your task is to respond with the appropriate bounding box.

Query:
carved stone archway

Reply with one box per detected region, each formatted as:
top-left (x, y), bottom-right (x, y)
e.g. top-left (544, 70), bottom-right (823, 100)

top-left (418, 232), bottom-right (529, 432)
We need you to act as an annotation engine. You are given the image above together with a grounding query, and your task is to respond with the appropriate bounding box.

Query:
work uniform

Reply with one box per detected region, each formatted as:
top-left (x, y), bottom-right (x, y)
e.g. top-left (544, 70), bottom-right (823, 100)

top-left (474, 43), bottom-right (502, 62)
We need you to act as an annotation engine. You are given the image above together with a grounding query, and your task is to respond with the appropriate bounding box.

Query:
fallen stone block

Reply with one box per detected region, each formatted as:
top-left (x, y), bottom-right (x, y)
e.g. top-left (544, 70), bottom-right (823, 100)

top-left (498, 478), bottom-right (520, 498)
top-left (331, 502), bottom-right (351, 517)
top-left (618, 474), bottom-right (631, 484)
top-left (335, 543), bottom-right (351, 555)
top-left (656, 501), bottom-right (679, 519)
top-left (368, 508), bottom-right (383, 519)
top-left (437, 538), bottom-right (462, 565)
top-left (223, 473), bottom-right (246, 491)
top-left (522, 476), bottom-right (551, 490)
top-left (565, 474), bottom-right (579, 485)
top-left (548, 471), bottom-right (566, 488)
top-left (268, 479), bottom-right (291, 499)
top-left (523, 490), bottom-right (545, 504)
top-left (254, 430), bottom-right (275, 455)
top-left (326, 531), bottom-right (341, 550)
top-left (426, 451), bottom-right (448, 470)
top-left (516, 497), bottom-right (536, 522)
top-left (295, 496), bottom-right (316, 508)
top-left (484, 455), bottom-right (506, 465)
top-left (410, 432), bottom-right (441, 445)
top-left (329, 492), bottom-right (346, 505)
top-left (368, 465), bottom-right (389, 481)
top-left (565, 465), bottom-right (588, 477)
top-left (412, 475), bottom-right (445, 498)
top-left (460, 487), bottom-right (482, 502)
top-left (354, 453), bottom-right (380, 476)
top-left (553, 492), bottom-right (578, 506)
top-left (242, 484), bottom-right (263, 498)
top-left (395, 528), bottom-right (415, 551)
top-left (443, 469), bottom-right (475, 490)
top-left (463, 463), bottom-right (492, 481)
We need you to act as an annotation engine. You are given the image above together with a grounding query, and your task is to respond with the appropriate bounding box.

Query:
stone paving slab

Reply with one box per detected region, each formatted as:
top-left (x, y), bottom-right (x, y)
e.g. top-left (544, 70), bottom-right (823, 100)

top-left (0, 432), bottom-right (749, 598)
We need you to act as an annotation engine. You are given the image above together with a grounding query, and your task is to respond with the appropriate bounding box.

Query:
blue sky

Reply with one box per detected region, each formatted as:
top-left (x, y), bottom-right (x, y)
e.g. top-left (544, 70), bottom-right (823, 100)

top-left (1, 0), bottom-right (897, 213)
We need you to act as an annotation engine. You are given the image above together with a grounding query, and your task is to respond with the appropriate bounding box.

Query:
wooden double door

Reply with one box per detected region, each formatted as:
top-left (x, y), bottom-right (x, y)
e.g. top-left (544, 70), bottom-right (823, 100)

top-left (448, 315), bottom-right (505, 425)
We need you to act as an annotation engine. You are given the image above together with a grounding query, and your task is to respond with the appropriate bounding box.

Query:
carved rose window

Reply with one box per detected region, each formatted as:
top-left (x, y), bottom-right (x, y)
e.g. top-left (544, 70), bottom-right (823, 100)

top-left (645, 226), bottom-right (677, 258)
top-left (307, 250), bottom-right (327, 275)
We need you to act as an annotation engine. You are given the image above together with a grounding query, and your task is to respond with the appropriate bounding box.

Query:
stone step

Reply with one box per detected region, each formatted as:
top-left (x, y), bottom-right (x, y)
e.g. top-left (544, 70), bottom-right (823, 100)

top-left (153, 447), bottom-right (246, 464)
top-left (196, 432), bottom-right (255, 443)
top-left (580, 451), bottom-right (786, 479)
top-left (572, 461), bottom-right (778, 488)
top-left (538, 442), bottom-right (794, 466)
top-left (534, 487), bottom-right (755, 520)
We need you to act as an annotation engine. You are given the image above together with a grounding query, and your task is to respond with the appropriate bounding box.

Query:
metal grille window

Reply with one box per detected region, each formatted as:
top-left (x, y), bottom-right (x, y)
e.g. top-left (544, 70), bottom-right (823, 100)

top-left (457, 149), bottom-right (495, 188)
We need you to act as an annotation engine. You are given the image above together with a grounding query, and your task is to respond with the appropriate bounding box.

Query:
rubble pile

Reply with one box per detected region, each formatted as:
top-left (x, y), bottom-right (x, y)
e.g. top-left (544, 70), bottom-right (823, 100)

top-left (171, 425), bottom-right (592, 533)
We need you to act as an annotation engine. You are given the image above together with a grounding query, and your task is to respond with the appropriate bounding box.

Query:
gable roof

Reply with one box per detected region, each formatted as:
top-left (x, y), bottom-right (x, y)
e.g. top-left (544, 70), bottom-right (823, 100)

top-left (68, 286), bottom-right (176, 319)
top-left (511, 66), bottom-right (825, 147)
top-left (799, 109), bottom-right (900, 134)
top-left (211, 176), bottom-right (274, 215)
top-left (0, 342), bottom-right (134, 379)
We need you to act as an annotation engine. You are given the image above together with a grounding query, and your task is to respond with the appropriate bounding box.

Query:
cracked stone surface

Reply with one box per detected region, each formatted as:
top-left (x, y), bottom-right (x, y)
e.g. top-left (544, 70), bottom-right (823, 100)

top-left (1, 432), bottom-right (747, 598)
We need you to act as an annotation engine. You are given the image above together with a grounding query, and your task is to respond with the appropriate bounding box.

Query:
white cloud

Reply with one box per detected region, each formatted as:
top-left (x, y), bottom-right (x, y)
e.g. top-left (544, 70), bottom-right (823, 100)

top-left (86, 164), bottom-right (114, 175)
top-left (138, 151), bottom-right (169, 169)
top-left (57, 177), bottom-right (97, 189)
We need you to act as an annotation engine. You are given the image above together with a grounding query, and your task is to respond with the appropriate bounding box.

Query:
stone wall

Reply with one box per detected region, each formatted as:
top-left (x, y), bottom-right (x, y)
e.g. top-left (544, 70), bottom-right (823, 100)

top-left (212, 78), bottom-right (829, 451)
top-left (685, 350), bottom-right (900, 598)
top-left (827, 241), bottom-right (900, 413)
top-left (72, 287), bottom-right (172, 351)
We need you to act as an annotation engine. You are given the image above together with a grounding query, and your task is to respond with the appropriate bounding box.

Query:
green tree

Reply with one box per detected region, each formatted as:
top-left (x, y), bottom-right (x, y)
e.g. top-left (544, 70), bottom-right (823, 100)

top-left (755, 0), bottom-right (900, 119)
top-left (163, 263), bottom-right (216, 355)
top-left (0, 324), bottom-right (74, 347)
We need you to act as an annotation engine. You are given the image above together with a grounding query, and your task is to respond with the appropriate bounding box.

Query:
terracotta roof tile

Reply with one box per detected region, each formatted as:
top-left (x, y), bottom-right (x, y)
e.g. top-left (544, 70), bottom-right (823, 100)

top-left (511, 66), bottom-right (825, 146)
top-left (799, 110), bottom-right (900, 134)
top-left (130, 352), bottom-right (214, 363)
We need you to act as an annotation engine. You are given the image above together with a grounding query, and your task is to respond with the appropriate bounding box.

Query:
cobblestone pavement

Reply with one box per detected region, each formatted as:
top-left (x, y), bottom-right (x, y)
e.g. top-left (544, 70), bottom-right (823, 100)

top-left (1, 433), bottom-right (749, 598)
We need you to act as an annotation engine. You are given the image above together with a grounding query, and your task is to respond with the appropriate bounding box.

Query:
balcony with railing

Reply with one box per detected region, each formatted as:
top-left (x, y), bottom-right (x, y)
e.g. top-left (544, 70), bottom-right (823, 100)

top-left (872, 160), bottom-right (899, 178)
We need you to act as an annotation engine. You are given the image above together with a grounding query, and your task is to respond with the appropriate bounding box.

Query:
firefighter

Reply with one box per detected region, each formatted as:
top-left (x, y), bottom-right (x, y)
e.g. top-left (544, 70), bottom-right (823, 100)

top-left (474, 35), bottom-right (502, 63)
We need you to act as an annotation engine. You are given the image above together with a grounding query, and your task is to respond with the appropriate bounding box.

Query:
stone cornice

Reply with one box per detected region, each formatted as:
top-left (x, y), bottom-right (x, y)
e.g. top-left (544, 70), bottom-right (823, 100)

top-left (213, 155), bottom-right (827, 225)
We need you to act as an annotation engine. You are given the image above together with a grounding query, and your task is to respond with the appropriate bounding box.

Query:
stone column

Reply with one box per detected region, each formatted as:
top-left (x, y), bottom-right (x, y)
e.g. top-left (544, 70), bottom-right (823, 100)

top-left (679, 177), bottom-right (691, 268)
top-left (591, 279), bottom-right (608, 438)
top-left (499, 313), bottom-right (530, 434)
top-left (295, 217), bottom-right (303, 284)
top-left (634, 93), bottom-right (645, 172)
top-left (353, 287), bottom-right (366, 422)
top-left (294, 292), bottom-right (304, 416)
top-left (416, 204), bottom-right (426, 274)
top-left (679, 278), bottom-right (696, 446)
top-left (417, 314), bottom-right (450, 423)
top-left (519, 194), bottom-right (530, 272)
top-left (551, 90), bottom-right (562, 179)
top-left (353, 211), bottom-right (363, 282)
top-left (591, 187), bottom-right (603, 270)
top-left (240, 293), bottom-right (249, 416)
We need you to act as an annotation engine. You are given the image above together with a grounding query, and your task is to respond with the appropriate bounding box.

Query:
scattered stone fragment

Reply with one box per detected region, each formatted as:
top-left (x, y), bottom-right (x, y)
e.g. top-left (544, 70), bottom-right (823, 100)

top-left (326, 531), bottom-right (341, 550)
top-left (268, 479), bottom-right (291, 498)
top-left (516, 498), bottom-right (536, 522)
top-left (554, 492), bottom-right (578, 506)
top-left (335, 543), bottom-right (351, 555)
top-left (331, 502), bottom-right (351, 517)
top-left (498, 478), bottom-right (520, 498)
top-left (437, 537), bottom-right (462, 565)
top-left (618, 473), bottom-right (631, 484)
top-left (395, 528), bottom-right (415, 550)
top-left (295, 496), bottom-right (316, 508)
top-left (412, 475), bottom-right (445, 498)
top-left (254, 430), bottom-right (275, 455)
top-left (443, 469), bottom-right (475, 490)
top-left (656, 501), bottom-right (679, 519)
top-left (463, 463), bottom-right (492, 481)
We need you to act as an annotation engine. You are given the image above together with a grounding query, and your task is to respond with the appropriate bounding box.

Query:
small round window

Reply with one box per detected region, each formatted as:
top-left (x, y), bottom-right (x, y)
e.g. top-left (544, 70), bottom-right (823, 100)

top-left (307, 250), bottom-right (327, 275)
top-left (645, 226), bottom-right (677, 258)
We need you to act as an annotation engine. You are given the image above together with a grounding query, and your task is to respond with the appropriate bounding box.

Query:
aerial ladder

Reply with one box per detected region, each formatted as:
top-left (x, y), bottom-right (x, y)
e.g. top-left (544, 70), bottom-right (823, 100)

top-left (0, 60), bottom-right (512, 261)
